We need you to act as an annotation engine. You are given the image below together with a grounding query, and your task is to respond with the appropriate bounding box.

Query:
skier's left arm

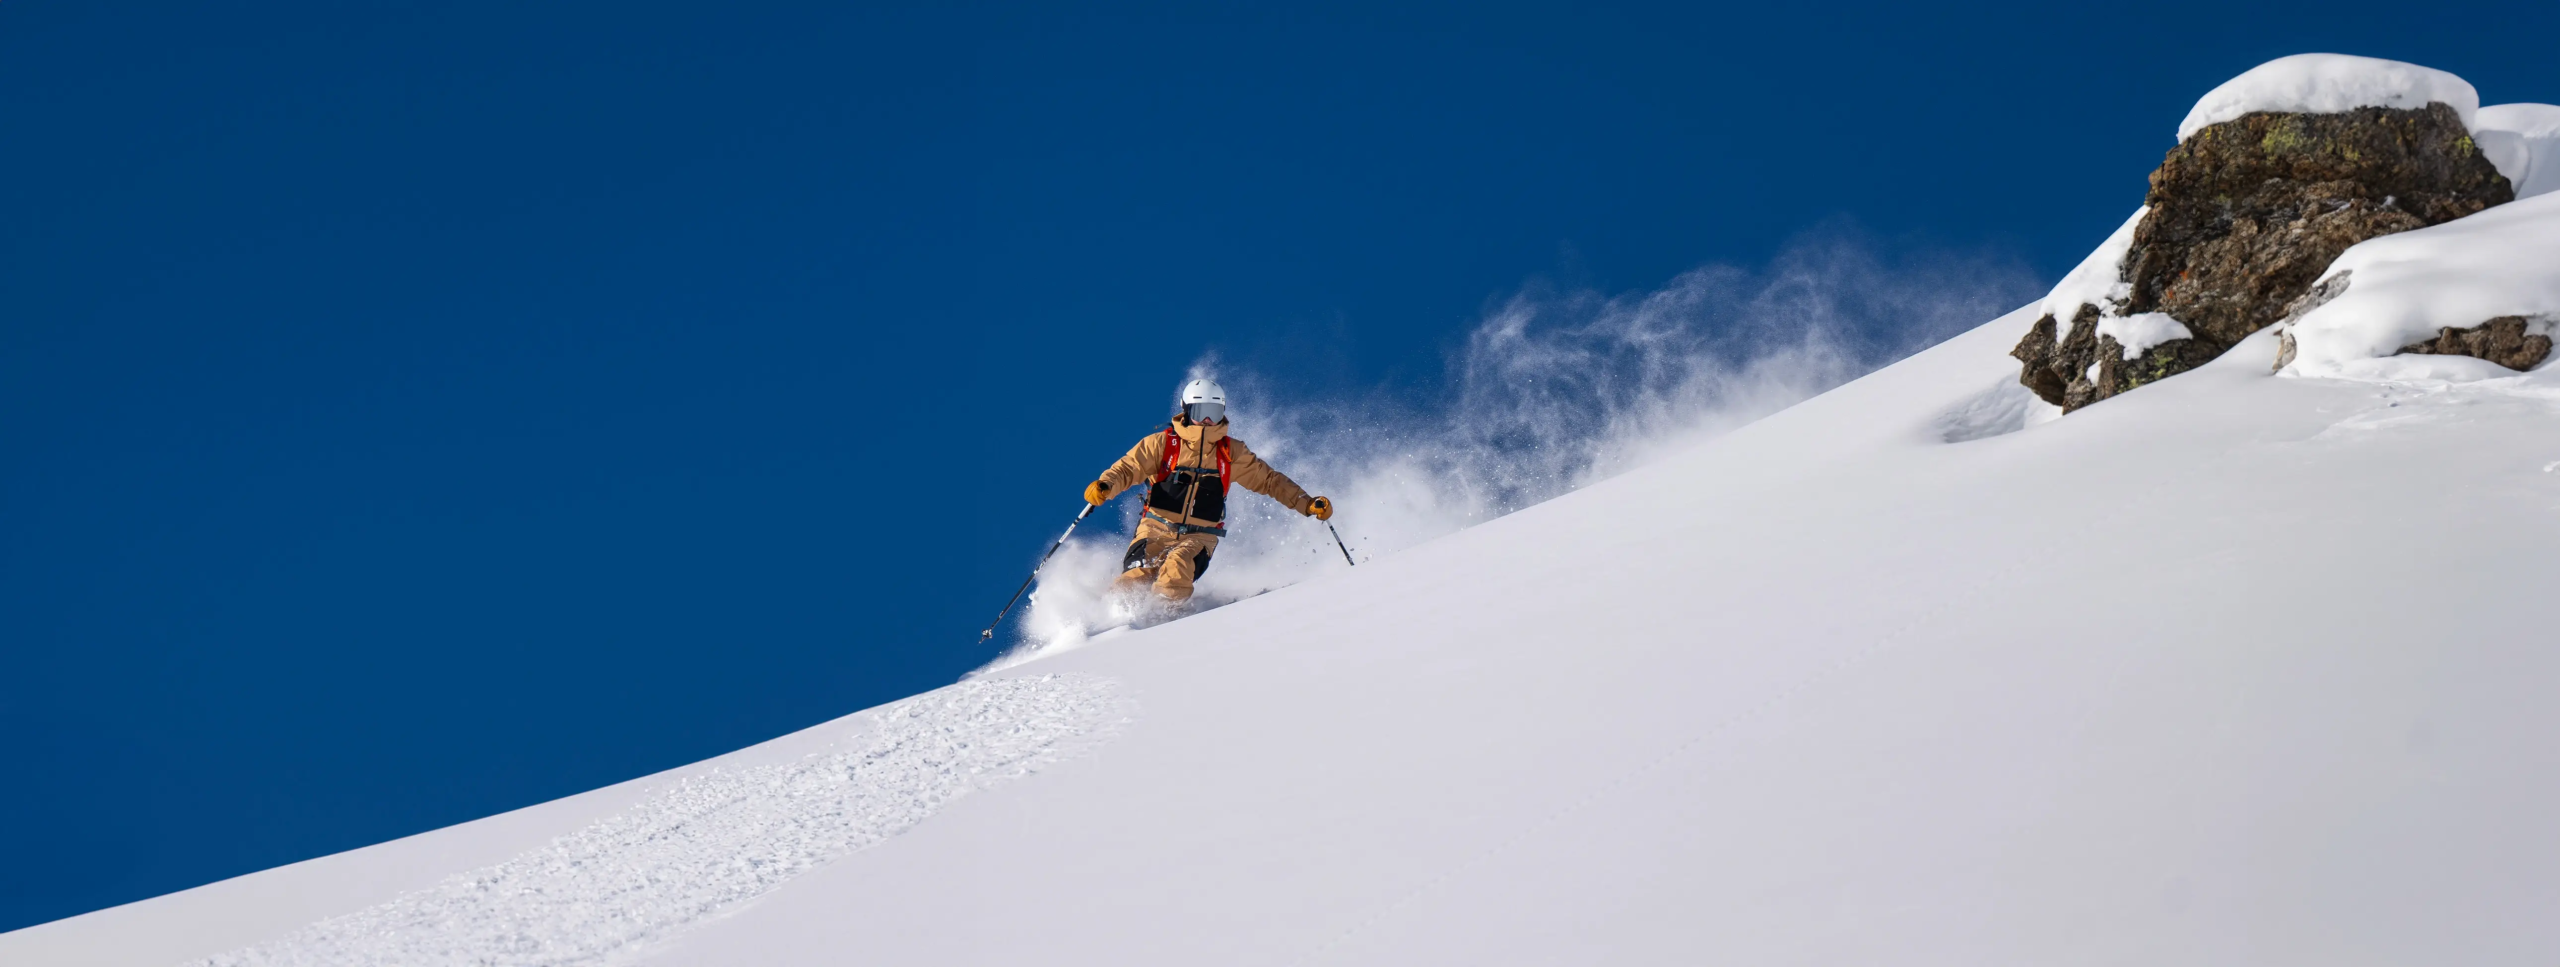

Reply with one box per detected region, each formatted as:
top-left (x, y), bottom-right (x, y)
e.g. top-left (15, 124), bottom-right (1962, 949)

top-left (1227, 439), bottom-right (1318, 515)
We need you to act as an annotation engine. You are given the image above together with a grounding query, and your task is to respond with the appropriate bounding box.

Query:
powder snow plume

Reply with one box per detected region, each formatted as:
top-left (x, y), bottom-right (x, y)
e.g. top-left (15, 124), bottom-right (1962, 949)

top-left (982, 233), bottom-right (2038, 670)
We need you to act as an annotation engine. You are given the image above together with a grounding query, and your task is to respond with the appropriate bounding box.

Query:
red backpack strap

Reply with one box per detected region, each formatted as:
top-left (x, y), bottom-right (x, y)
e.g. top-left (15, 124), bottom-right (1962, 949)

top-left (1217, 438), bottom-right (1232, 495)
top-left (1154, 425), bottom-right (1181, 484)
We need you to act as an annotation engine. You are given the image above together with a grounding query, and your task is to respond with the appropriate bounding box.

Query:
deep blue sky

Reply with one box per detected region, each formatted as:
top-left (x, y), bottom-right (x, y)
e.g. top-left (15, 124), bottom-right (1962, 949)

top-left (5, 0), bottom-right (2554, 932)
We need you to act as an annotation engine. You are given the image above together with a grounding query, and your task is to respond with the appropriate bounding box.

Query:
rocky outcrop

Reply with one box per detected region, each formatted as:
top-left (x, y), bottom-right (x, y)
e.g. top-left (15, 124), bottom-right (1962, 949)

top-left (2397, 316), bottom-right (2554, 371)
top-left (2012, 306), bottom-right (2221, 411)
top-left (2015, 103), bottom-right (2514, 411)
top-left (2010, 307), bottom-right (2089, 409)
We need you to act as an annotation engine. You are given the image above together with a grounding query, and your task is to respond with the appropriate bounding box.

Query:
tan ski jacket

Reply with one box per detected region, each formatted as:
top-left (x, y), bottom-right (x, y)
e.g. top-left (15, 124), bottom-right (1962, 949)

top-left (1096, 416), bottom-right (1313, 529)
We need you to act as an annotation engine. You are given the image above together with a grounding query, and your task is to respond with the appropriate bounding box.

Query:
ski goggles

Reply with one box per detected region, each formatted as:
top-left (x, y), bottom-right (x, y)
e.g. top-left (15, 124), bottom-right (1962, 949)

top-left (1183, 400), bottom-right (1226, 424)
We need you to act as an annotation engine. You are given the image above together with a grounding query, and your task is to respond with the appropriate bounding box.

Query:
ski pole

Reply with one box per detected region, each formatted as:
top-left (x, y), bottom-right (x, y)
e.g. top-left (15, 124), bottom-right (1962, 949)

top-left (1326, 521), bottom-right (1357, 567)
top-left (976, 503), bottom-right (1098, 645)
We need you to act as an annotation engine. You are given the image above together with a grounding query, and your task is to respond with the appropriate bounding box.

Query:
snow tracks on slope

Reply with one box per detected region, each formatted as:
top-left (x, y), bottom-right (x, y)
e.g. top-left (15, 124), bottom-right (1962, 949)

top-left (192, 674), bottom-right (1128, 967)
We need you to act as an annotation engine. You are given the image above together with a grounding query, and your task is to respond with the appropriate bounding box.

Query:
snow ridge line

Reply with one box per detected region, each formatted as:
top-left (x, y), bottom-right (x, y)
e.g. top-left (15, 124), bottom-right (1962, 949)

top-left (189, 674), bottom-right (1128, 967)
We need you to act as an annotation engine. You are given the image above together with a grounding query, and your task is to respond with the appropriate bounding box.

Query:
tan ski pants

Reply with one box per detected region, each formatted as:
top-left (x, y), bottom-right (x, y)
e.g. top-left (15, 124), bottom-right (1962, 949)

top-left (1115, 514), bottom-right (1219, 602)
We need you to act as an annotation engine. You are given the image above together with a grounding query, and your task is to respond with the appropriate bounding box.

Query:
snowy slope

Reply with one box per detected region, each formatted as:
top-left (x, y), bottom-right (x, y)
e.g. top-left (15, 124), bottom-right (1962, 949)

top-left (10, 289), bottom-right (2560, 963)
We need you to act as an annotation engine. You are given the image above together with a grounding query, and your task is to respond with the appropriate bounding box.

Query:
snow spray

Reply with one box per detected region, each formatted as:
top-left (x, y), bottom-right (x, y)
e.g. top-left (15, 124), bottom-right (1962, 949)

top-left (992, 231), bottom-right (2038, 666)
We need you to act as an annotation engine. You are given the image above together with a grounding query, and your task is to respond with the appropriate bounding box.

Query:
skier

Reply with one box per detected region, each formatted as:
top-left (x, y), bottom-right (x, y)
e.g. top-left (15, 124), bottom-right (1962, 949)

top-left (1083, 377), bottom-right (1332, 604)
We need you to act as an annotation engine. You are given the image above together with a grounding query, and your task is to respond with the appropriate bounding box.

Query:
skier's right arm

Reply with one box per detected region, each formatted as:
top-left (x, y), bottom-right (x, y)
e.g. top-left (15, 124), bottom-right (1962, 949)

top-left (1090, 435), bottom-right (1165, 503)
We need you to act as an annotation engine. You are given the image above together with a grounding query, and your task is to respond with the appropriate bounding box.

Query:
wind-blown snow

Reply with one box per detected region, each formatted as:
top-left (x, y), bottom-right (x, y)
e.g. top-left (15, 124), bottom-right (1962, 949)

top-left (2475, 102), bottom-right (2560, 199)
top-left (996, 236), bottom-right (2038, 661)
top-left (2281, 189), bottom-right (2560, 378)
top-left (2177, 54), bottom-right (2479, 142)
top-left (185, 675), bottom-right (1125, 967)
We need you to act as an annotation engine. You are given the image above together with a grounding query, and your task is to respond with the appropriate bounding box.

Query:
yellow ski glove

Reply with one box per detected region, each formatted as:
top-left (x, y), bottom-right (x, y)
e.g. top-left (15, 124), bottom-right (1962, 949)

top-left (1084, 480), bottom-right (1111, 506)
top-left (1307, 496), bottom-right (1333, 521)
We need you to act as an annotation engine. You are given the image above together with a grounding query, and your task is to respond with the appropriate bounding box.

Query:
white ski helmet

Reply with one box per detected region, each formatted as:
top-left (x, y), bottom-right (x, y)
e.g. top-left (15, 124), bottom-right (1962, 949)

top-left (1178, 377), bottom-right (1227, 424)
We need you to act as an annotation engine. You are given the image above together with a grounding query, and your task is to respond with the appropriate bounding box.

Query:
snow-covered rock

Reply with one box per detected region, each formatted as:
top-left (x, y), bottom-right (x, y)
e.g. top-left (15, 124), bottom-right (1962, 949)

top-left (2094, 312), bottom-right (2191, 360)
top-left (2177, 53), bottom-right (2479, 141)
top-left (2474, 102), bottom-right (2560, 199)
top-left (2278, 189), bottom-right (2560, 378)
top-left (2036, 207), bottom-right (2144, 339)
top-left (2016, 218), bottom-right (2190, 381)
top-left (2016, 56), bottom-right (2511, 413)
